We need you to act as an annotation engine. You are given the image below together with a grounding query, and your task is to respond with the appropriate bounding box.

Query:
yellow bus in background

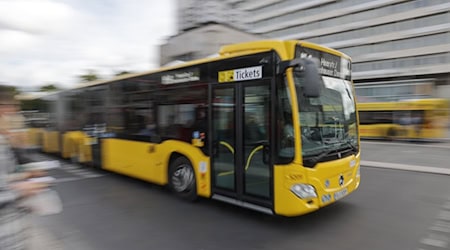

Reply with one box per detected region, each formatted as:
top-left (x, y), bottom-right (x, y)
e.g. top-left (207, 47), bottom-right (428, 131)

top-left (357, 98), bottom-right (449, 140)
top-left (30, 40), bottom-right (360, 216)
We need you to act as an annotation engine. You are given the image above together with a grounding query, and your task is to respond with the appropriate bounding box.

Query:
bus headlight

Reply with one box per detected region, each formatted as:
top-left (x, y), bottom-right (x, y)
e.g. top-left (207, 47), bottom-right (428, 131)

top-left (290, 184), bottom-right (317, 199)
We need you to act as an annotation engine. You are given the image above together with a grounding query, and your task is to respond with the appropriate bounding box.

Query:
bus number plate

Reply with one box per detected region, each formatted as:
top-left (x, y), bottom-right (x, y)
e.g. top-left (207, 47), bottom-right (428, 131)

top-left (334, 188), bottom-right (348, 201)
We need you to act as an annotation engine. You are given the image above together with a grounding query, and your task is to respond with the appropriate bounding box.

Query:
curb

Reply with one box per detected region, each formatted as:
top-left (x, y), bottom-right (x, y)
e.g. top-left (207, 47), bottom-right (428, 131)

top-left (361, 160), bottom-right (450, 175)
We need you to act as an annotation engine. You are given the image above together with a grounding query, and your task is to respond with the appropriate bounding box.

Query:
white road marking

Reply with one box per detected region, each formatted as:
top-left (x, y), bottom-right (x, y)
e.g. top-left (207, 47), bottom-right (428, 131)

top-left (53, 177), bottom-right (82, 183)
top-left (420, 237), bottom-right (448, 248)
top-left (418, 198), bottom-right (450, 250)
top-left (361, 160), bottom-right (450, 175)
top-left (438, 210), bottom-right (450, 221)
top-left (361, 140), bottom-right (450, 149)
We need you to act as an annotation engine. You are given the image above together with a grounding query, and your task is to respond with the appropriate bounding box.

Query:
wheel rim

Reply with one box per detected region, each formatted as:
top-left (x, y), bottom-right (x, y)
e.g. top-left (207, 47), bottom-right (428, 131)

top-left (171, 164), bottom-right (194, 193)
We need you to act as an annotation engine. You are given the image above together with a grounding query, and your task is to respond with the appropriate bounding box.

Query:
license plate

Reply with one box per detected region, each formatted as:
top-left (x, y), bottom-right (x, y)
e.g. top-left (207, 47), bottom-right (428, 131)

top-left (334, 188), bottom-right (348, 200)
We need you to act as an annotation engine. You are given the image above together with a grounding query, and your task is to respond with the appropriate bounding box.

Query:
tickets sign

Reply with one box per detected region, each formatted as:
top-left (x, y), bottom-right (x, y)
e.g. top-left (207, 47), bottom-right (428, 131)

top-left (218, 66), bottom-right (263, 83)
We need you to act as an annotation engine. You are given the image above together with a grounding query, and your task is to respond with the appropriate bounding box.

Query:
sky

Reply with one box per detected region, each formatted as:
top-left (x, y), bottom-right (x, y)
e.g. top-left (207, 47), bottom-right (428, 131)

top-left (0, 0), bottom-right (176, 90)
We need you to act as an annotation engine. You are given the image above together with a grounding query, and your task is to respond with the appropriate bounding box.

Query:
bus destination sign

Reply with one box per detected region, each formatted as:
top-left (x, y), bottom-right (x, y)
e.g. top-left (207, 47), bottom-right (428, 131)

top-left (161, 68), bottom-right (200, 84)
top-left (296, 47), bottom-right (351, 80)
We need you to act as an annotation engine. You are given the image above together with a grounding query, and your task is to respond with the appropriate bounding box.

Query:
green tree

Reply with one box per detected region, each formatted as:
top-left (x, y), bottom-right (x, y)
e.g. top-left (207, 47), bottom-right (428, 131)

top-left (0, 85), bottom-right (19, 95)
top-left (79, 70), bottom-right (100, 82)
top-left (39, 84), bottom-right (59, 92)
top-left (115, 70), bottom-right (132, 77)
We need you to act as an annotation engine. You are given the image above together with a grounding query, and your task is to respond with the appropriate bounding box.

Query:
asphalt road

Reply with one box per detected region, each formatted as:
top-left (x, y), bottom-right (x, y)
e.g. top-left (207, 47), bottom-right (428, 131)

top-left (361, 140), bottom-right (450, 170)
top-left (29, 140), bottom-right (450, 250)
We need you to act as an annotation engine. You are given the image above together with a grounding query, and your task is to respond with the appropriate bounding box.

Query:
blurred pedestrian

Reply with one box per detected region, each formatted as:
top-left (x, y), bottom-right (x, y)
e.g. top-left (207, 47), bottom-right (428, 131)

top-left (5, 106), bottom-right (31, 164)
top-left (0, 85), bottom-right (48, 250)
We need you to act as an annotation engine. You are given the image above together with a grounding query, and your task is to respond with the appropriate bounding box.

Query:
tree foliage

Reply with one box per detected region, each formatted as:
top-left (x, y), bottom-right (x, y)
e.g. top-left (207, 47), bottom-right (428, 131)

top-left (79, 70), bottom-right (100, 82)
top-left (0, 85), bottom-right (19, 95)
top-left (115, 71), bottom-right (132, 77)
top-left (39, 84), bottom-right (59, 92)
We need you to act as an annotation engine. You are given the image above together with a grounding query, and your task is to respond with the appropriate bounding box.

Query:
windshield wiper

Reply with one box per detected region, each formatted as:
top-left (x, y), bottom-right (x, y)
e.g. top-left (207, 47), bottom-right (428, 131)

top-left (342, 139), bottom-right (358, 153)
top-left (303, 140), bottom-right (358, 167)
top-left (303, 146), bottom-right (338, 167)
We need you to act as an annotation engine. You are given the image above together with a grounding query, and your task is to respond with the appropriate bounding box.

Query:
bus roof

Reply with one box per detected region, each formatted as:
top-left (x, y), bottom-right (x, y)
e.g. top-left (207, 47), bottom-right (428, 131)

top-left (20, 40), bottom-right (351, 96)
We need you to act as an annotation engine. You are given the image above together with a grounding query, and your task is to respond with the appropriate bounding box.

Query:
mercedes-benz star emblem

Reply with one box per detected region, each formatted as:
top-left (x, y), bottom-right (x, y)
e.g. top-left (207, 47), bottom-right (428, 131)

top-left (339, 175), bottom-right (344, 186)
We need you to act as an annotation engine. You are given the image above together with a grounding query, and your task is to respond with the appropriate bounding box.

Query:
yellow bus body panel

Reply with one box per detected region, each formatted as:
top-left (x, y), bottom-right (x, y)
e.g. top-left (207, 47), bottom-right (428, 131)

top-left (358, 98), bottom-right (449, 140)
top-left (42, 131), bottom-right (60, 153)
top-left (219, 40), bottom-right (351, 62)
top-left (62, 131), bottom-right (86, 159)
top-left (102, 139), bottom-right (211, 197)
top-left (78, 137), bottom-right (95, 163)
top-left (27, 128), bottom-right (44, 148)
top-left (220, 40), bottom-right (294, 60)
top-left (359, 124), bottom-right (401, 138)
top-left (274, 153), bottom-right (360, 217)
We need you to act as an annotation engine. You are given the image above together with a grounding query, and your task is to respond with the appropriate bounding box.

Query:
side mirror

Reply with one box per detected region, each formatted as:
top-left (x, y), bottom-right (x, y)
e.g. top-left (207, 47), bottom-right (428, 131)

top-left (278, 58), bottom-right (322, 98)
top-left (294, 59), bottom-right (322, 98)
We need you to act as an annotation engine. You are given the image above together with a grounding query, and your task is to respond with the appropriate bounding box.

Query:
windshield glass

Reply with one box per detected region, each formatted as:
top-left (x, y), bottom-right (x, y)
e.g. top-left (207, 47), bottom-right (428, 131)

top-left (294, 75), bottom-right (359, 166)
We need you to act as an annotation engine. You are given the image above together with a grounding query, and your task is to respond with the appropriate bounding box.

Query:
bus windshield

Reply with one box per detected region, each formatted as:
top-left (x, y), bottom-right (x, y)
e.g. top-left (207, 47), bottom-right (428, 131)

top-left (294, 75), bottom-right (358, 166)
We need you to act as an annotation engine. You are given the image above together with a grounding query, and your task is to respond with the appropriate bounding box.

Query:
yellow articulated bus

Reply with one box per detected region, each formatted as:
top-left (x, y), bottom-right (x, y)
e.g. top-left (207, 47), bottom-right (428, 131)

top-left (33, 40), bottom-right (360, 216)
top-left (357, 98), bottom-right (449, 140)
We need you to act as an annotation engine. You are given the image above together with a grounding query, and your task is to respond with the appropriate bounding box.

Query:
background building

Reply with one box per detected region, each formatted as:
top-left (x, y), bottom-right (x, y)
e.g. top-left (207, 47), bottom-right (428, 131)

top-left (159, 23), bottom-right (261, 66)
top-left (160, 0), bottom-right (258, 66)
top-left (162, 0), bottom-right (450, 100)
top-left (176, 0), bottom-right (247, 32)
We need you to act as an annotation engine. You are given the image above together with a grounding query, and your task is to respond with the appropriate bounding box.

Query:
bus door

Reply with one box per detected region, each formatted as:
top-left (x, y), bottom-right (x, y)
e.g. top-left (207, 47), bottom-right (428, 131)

top-left (211, 80), bottom-right (273, 210)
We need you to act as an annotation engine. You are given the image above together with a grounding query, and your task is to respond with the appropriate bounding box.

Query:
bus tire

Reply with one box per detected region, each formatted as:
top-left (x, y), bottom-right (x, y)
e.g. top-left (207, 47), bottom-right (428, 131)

top-left (387, 128), bottom-right (397, 140)
top-left (169, 156), bottom-right (197, 201)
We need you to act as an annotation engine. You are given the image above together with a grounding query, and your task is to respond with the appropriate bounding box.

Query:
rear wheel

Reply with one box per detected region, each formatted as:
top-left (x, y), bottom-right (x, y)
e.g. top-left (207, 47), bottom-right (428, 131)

top-left (387, 128), bottom-right (397, 140)
top-left (169, 156), bottom-right (197, 201)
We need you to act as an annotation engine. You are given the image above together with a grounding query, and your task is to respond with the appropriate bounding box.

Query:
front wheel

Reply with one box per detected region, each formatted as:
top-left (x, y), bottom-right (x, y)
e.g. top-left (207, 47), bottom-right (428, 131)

top-left (169, 156), bottom-right (197, 201)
